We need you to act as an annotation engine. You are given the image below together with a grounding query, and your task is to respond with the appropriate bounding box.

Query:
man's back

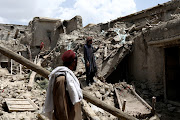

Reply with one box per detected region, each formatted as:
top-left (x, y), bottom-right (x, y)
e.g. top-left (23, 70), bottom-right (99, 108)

top-left (53, 75), bottom-right (82, 120)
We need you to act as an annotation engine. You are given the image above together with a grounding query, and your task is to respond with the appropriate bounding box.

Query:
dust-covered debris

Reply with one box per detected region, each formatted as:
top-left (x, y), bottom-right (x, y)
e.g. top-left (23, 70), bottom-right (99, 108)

top-left (0, 0), bottom-right (180, 119)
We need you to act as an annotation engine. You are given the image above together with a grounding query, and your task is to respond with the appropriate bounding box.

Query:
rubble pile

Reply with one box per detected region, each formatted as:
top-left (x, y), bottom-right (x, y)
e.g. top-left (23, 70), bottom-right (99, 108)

top-left (82, 80), bottom-right (155, 120)
top-left (83, 79), bottom-right (117, 120)
top-left (0, 0), bottom-right (179, 119)
top-left (0, 68), bottom-right (46, 120)
top-left (40, 22), bottom-right (134, 82)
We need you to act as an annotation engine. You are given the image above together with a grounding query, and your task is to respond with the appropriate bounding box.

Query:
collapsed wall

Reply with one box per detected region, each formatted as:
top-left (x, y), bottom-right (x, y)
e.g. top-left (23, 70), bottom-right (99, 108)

top-left (0, 24), bottom-right (28, 69)
top-left (96, 0), bottom-right (180, 101)
top-left (0, 0), bottom-right (179, 103)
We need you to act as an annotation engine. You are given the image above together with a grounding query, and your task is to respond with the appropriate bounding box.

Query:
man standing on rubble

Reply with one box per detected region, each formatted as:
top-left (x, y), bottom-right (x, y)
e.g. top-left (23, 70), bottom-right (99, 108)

top-left (42, 50), bottom-right (83, 120)
top-left (84, 36), bottom-right (98, 85)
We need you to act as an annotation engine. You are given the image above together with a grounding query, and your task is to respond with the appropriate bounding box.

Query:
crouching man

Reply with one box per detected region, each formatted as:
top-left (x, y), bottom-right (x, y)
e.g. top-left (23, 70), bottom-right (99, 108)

top-left (42, 50), bottom-right (83, 120)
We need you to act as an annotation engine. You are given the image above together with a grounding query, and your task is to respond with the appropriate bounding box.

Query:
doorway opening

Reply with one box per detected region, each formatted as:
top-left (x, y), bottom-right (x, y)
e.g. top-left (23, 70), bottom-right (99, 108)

top-left (165, 46), bottom-right (180, 102)
top-left (106, 56), bottom-right (129, 84)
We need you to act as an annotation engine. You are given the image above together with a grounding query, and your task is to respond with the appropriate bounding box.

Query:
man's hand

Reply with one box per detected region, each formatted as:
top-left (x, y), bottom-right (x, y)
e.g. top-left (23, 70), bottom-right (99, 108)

top-left (87, 61), bottom-right (90, 67)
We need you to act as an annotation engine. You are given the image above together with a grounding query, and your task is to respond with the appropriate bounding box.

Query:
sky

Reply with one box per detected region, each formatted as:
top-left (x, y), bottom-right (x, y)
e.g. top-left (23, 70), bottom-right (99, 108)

top-left (0, 0), bottom-right (171, 26)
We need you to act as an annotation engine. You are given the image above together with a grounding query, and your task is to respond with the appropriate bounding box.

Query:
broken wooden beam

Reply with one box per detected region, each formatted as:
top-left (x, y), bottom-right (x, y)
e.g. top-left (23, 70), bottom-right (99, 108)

top-left (27, 57), bottom-right (42, 91)
top-left (0, 45), bottom-right (50, 78)
top-left (114, 87), bottom-right (122, 110)
top-left (0, 45), bottom-right (137, 120)
top-left (130, 87), bottom-right (152, 110)
top-left (19, 52), bottom-right (22, 75)
top-left (122, 99), bottom-right (126, 112)
top-left (83, 90), bottom-right (137, 120)
top-left (152, 96), bottom-right (156, 115)
top-left (82, 99), bottom-right (101, 120)
top-left (11, 59), bottom-right (13, 75)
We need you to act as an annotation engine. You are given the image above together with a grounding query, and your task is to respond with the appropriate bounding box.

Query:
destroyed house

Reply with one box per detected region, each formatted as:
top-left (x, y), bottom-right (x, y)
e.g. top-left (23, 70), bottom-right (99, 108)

top-left (0, 24), bottom-right (28, 69)
top-left (96, 0), bottom-right (180, 104)
top-left (29, 17), bottom-right (61, 51)
top-left (0, 0), bottom-right (180, 119)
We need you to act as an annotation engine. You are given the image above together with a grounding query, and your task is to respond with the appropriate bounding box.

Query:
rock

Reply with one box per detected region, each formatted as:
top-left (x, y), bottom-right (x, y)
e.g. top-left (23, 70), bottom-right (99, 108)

top-left (113, 44), bottom-right (122, 49)
top-left (104, 85), bottom-right (109, 91)
top-left (157, 114), bottom-right (162, 118)
top-left (113, 35), bottom-right (121, 42)
top-left (19, 96), bottom-right (24, 99)
top-left (149, 114), bottom-right (161, 120)
top-left (12, 93), bottom-right (18, 98)
top-left (96, 80), bottom-right (103, 87)
top-left (2, 116), bottom-right (9, 120)
top-left (16, 90), bottom-right (21, 94)
top-left (0, 96), bottom-right (3, 103)
top-left (89, 87), bottom-right (93, 91)
top-left (142, 28), bottom-right (146, 31)
top-left (101, 116), bottom-right (108, 120)
top-left (110, 92), bottom-right (114, 97)
top-left (99, 88), bottom-right (105, 95)
top-left (77, 69), bottom-right (84, 75)
top-left (108, 84), bottom-right (114, 92)
top-left (9, 78), bottom-right (15, 82)
top-left (42, 90), bottom-right (46, 94)
top-left (95, 91), bottom-right (102, 100)
top-left (1, 93), bottom-right (6, 98)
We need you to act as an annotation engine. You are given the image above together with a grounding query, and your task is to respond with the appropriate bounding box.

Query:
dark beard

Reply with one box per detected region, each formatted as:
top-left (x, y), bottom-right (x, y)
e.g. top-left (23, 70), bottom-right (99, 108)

top-left (73, 61), bottom-right (77, 71)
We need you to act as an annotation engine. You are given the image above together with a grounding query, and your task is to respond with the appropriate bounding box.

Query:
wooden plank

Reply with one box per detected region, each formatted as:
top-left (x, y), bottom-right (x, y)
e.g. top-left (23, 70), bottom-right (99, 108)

top-left (122, 99), bottom-right (126, 112)
top-left (152, 96), bottom-right (156, 115)
top-left (5, 98), bottom-right (38, 112)
top-left (130, 88), bottom-right (152, 110)
top-left (28, 98), bottom-right (39, 110)
top-left (114, 87), bottom-right (122, 110)
top-left (19, 52), bottom-right (22, 75)
top-left (27, 57), bottom-right (42, 91)
top-left (9, 105), bottom-right (34, 109)
top-left (0, 45), bottom-right (137, 120)
top-left (82, 100), bottom-right (100, 120)
top-left (6, 101), bottom-right (29, 105)
top-left (5, 99), bottom-right (30, 101)
top-left (11, 59), bottom-right (13, 75)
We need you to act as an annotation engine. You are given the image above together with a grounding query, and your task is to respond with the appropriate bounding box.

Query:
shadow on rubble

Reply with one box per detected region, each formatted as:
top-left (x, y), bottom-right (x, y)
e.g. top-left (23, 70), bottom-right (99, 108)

top-left (2, 102), bottom-right (9, 113)
top-left (106, 55), bottom-right (129, 84)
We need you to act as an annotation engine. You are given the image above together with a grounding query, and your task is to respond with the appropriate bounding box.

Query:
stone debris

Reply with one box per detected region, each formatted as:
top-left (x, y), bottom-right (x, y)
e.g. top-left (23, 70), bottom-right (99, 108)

top-left (0, 68), bottom-right (46, 120)
top-left (0, 0), bottom-right (180, 119)
top-left (83, 80), bottom-right (117, 120)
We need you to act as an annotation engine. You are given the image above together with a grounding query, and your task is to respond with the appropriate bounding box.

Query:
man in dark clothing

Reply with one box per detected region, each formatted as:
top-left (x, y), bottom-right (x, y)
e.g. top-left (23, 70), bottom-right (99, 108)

top-left (84, 37), bottom-right (98, 85)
